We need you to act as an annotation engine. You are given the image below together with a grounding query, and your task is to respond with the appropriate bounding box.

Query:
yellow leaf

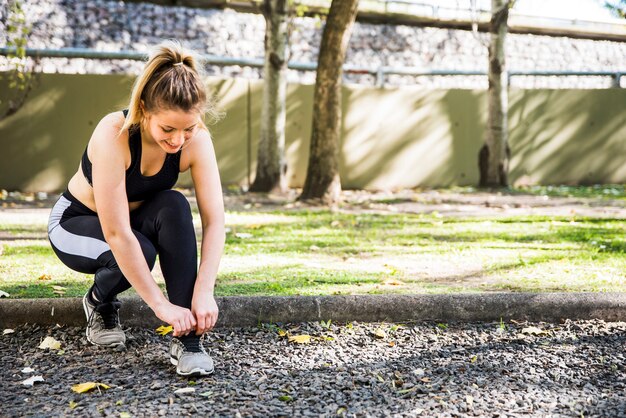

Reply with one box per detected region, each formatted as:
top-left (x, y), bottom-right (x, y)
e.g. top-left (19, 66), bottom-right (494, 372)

top-left (374, 329), bottom-right (387, 339)
top-left (38, 274), bottom-right (52, 281)
top-left (69, 401), bottom-right (78, 410)
top-left (71, 382), bottom-right (110, 393)
top-left (388, 341), bottom-right (396, 347)
top-left (120, 413), bottom-right (131, 418)
top-left (288, 334), bottom-right (311, 344)
top-left (155, 325), bottom-right (173, 336)
top-left (38, 336), bottom-right (62, 350)
top-left (278, 329), bottom-right (287, 337)
top-left (470, 355), bottom-right (478, 363)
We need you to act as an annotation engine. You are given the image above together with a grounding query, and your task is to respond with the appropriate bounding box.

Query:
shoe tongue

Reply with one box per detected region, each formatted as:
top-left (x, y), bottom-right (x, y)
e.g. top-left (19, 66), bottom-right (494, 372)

top-left (94, 300), bottom-right (121, 329)
top-left (179, 336), bottom-right (202, 353)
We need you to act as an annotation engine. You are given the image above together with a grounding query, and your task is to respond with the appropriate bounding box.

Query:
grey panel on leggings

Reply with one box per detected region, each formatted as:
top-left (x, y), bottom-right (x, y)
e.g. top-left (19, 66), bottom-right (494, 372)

top-left (48, 196), bottom-right (111, 259)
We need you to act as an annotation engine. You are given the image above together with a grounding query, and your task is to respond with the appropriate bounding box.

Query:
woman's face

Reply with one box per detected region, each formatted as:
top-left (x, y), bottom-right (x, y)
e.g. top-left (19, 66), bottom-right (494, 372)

top-left (143, 108), bottom-right (200, 153)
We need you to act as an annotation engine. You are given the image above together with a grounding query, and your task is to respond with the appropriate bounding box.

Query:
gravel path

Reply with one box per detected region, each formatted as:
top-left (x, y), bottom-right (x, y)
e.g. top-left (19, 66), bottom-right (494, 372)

top-left (1, 320), bottom-right (625, 417)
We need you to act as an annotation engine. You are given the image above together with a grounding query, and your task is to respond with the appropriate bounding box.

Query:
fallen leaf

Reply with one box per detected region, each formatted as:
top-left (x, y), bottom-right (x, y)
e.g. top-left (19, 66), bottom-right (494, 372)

top-left (397, 387), bottom-right (417, 394)
top-left (199, 391), bottom-right (213, 398)
top-left (38, 274), bottom-right (52, 281)
top-left (382, 278), bottom-right (405, 286)
top-left (119, 412), bottom-right (131, 418)
top-left (470, 355), bottom-right (478, 363)
top-left (388, 341), bottom-right (396, 347)
top-left (288, 334), bottom-right (311, 344)
top-left (21, 375), bottom-right (44, 386)
top-left (0, 290), bottom-right (10, 298)
top-left (21, 367), bottom-right (35, 373)
top-left (420, 377), bottom-right (431, 383)
top-left (156, 325), bottom-right (173, 336)
top-left (278, 395), bottom-right (292, 402)
top-left (521, 326), bottom-right (549, 336)
top-left (174, 387), bottom-right (195, 395)
top-left (71, 382), bottom-right (110, 393)
top-left (3, 329), bottom-right (15, 335)
top-left (373, 329), bottom-right (387, 339)
top-left (277, 329), bottom-right (287, 337)
top-left (115, 400), bottom-right (123, 406)
top-left (39, 336), bottom-right (62, 350)
top-left (466, 394), bottom-right (474, 407)
top-left (69, 401), bottom-right (78, 410)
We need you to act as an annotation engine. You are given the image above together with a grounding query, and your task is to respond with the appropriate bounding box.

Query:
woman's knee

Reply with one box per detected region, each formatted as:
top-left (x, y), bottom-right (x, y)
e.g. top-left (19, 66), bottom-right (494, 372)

top-left (151, 190), bottom-right (193, 224)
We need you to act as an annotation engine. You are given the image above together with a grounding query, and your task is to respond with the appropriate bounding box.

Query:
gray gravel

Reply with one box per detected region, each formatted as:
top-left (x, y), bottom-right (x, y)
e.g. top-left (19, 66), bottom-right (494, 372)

top-left (1, 320), bottom-right (625, 417)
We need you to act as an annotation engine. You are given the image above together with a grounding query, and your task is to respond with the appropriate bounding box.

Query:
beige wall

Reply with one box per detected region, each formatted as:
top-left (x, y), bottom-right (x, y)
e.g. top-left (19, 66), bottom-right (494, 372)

top-left (1, 73), bottom-right (624, 192)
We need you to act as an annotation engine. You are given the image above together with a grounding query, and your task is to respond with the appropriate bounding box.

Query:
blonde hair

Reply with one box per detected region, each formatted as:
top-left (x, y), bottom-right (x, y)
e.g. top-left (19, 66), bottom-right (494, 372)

top-left (120, 40), bottom-right (219, 135)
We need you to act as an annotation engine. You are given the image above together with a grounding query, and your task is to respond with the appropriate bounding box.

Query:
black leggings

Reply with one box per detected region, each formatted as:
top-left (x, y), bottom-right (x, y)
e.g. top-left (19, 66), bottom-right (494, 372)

top-left (48, 189), bottom-right (197, 308)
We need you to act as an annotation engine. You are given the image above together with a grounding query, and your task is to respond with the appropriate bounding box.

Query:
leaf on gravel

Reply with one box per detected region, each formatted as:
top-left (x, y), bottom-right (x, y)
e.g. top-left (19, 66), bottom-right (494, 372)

top-left (278, 395), bottom-right (292, 402)
top-left (470, 355), bottom-right (478, 363)
top-left (466, 394), bottom-right (474, 406)
top-left (21, 367), bottom-right (35, 373)
top-left (38, 274), bottom-right (52, 281)
top-left (21, 375), bottom-right (44, 386)
top-left (288, 334), bottom-right (311, 344)
top-left (71, 382), bottom-right (110, 393)
top-left (397, 387), bottom-right (417, 394)
top-left (521, 326), bottom-right (549, 336)
top-left (277, 329), bottom-right (287, 337)
top-left (0, 290), bottom-right (10, 298)
top-left (119, 412), bottom-right (131, 418)
top-left (39, 336), bottom-right (62, 350)
top-left (68, 401), bottom-right (78, 410)
top-left (199, 391), bottom-right (213, 398)
top-left (174, 387), bottom-right (195, 395)
top-left (156, 325), bottom-right (173, 336)
top-left (388, 341), bottom-right (396, 347)
top-left (373, 329), bottom-right (387, 339)
top-left (3, 329), bottom-right (15, 335)
top-left (420, 377), bottom-right (431, 383)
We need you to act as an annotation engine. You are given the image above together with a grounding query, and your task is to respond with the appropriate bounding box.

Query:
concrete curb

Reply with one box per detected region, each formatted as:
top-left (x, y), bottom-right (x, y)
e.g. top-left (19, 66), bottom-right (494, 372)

top-left (1, 293), bottom-right (625, 328)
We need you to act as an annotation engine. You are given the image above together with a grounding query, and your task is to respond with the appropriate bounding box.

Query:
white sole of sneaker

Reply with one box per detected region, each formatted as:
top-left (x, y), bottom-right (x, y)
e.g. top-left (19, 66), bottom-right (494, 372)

top-left (170, 356), bottom-right (214, 376)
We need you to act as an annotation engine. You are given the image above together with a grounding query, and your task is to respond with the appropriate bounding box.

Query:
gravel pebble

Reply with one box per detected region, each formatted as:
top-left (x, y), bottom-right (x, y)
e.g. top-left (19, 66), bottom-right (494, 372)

top-left (0, 320), bottom-right (625, 416)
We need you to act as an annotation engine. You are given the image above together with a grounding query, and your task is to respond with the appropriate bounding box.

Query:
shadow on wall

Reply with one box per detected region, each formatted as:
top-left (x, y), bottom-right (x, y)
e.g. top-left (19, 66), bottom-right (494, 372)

top-left (0, 74), bottom-right (132, 192)
top-left (1, 72), bottom-right (625, 192)
top-left (509, 89), bottom-right (626, 185)
top-left (339, 86), bottom-right (487, 189)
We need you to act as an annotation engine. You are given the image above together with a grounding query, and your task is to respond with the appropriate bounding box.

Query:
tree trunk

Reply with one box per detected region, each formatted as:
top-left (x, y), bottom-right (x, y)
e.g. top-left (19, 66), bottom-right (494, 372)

top-left (249, 0), bottom-right (289, 193)
top-left (479, 0), bottom-right (511, 188)
top-left (298, 0), bottom-right (359, 204)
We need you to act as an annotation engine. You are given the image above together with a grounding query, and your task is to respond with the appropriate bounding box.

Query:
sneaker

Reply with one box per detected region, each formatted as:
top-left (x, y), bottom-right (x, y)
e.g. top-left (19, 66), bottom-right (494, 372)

top-left (169, 335), bottom-right (214, 376)
top-left (82, 292), bottom-right (126, 349)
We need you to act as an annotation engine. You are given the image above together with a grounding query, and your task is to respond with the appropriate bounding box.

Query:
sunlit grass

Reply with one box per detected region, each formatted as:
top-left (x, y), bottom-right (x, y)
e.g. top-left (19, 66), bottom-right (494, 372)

top-left (0, 208), bottom-right (624, 298)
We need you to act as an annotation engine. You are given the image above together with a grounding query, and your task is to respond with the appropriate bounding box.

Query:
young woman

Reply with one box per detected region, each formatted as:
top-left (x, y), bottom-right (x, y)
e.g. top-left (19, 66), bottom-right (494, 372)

top-left (47, 41), bottom-right (225, 377)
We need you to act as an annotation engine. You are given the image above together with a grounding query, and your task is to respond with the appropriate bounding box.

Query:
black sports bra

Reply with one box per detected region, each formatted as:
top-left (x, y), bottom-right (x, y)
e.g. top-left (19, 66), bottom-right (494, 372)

top-left (81, 110), bottom-right (182, 202)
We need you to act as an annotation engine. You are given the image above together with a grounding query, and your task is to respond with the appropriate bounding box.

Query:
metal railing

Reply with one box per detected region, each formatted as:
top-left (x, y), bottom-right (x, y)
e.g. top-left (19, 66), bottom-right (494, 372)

top-left (0, 47), bottom-right (623, 88)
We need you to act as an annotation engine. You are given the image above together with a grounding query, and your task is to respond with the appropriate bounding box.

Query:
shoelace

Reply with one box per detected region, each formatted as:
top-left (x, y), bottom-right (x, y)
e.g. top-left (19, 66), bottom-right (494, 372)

top-left (92, 300), bottom-right (122, 329)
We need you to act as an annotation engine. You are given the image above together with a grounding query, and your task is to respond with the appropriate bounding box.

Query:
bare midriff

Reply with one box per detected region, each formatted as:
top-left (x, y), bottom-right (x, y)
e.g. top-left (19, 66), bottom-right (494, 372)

top-left (67, 167), bottom-right (144, 213)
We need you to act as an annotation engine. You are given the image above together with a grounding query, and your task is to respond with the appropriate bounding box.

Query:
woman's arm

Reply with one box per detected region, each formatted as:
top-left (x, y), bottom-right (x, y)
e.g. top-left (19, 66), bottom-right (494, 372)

top-left (90, 113), bottom-right (196, 336)
top-left (187, 129), bottom-right (226, 334)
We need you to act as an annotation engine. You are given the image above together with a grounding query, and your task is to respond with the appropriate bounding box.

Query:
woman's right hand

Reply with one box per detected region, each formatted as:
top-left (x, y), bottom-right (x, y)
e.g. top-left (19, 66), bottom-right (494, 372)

top-left (154, 301), bottom-right (197, 337)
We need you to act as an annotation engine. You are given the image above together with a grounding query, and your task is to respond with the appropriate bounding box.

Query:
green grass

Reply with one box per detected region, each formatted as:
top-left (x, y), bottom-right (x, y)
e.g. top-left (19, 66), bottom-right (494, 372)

top-left (445, 184), bottom-right (626, 200)
top-left (1, 207), bottom-right (625, 298)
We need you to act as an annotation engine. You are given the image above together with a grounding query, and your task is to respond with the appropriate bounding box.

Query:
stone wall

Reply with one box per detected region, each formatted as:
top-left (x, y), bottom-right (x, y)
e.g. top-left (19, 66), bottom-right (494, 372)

top-left (1, 0), bottom-right (625, 88)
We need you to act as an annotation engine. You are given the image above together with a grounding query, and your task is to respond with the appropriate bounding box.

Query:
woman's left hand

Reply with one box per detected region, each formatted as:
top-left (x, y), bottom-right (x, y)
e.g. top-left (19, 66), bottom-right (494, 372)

top-left (191, 293), bottom-right (219, 335)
